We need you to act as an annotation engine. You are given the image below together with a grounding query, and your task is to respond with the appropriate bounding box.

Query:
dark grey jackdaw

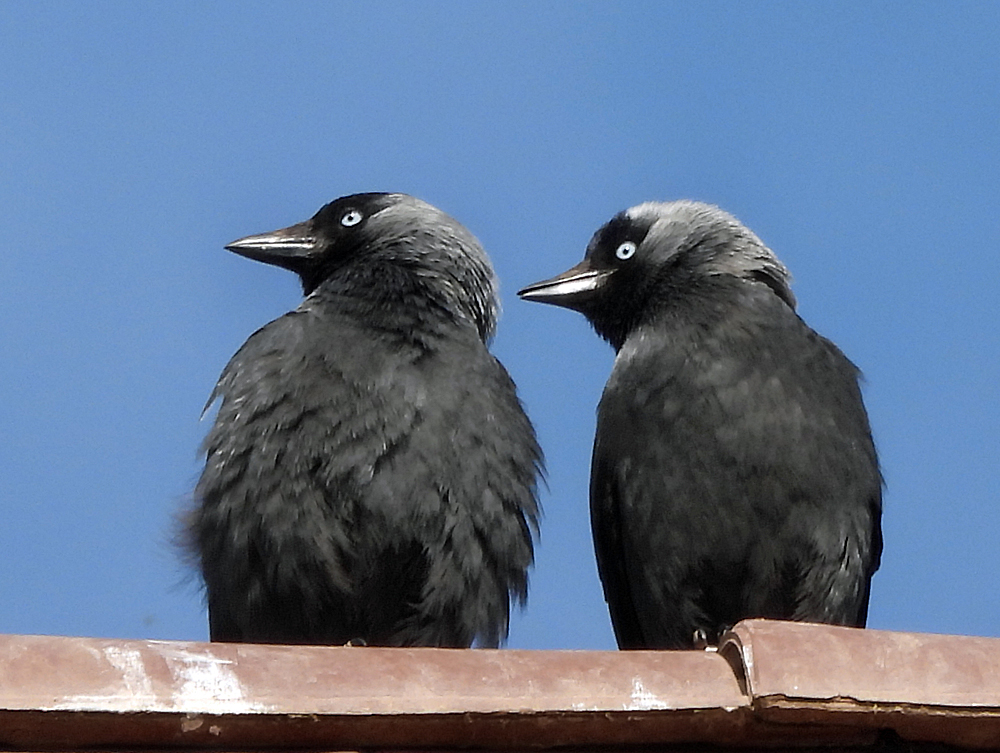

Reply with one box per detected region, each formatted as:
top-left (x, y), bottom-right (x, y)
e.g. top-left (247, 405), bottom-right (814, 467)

top-left (188, 193), bottom-right (541, 647)
top-left (519, 200), bottom-right (881, 649)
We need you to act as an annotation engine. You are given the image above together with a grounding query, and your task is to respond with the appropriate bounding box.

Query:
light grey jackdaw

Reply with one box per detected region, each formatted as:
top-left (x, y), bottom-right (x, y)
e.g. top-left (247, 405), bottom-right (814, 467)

top-left (520, 200), bottom-right (881, 649)
top-left (187, 193), bottom-right (542, 647)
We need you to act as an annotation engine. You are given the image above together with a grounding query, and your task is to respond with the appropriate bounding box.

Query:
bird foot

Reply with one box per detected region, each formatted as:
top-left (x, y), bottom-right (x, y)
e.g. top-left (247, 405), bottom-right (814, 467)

top-left (692, 628), bottom-right (716, 651)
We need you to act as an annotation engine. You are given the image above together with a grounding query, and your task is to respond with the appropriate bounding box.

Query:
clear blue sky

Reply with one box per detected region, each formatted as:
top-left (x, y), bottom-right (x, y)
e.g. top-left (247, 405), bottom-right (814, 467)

top-left (1, 3), bottom-right (998, 649)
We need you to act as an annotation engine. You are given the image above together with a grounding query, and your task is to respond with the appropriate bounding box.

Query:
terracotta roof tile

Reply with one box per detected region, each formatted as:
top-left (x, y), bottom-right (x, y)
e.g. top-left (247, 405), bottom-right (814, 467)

top-left (1, 620), bottom-right (999, 750)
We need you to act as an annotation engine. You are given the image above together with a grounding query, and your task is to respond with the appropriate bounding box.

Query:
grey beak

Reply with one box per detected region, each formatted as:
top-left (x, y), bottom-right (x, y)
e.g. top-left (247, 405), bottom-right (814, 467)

top-left (517, 259), bottom-right (611, 310)
top-left (225, 221), bottom-right (319, 267)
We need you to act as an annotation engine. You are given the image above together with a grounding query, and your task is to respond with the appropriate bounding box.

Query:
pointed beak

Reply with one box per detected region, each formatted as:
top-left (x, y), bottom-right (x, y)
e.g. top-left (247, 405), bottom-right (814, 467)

top-left (517, 259), bottom-right (610, 310)
top-left (225, 221), bottom-right (320, 267)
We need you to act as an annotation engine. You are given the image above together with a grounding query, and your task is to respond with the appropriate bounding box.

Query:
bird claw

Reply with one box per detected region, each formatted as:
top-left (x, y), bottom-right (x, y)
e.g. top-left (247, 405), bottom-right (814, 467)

top-left (692, 628), bottom-right (714, 651)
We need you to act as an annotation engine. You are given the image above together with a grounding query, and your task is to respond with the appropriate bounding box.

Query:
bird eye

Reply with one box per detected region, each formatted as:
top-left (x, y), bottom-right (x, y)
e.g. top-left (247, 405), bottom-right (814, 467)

top-left (615, 241), bottom-right (637, 260)
top-left (340, 210), bottom-right (363, 227)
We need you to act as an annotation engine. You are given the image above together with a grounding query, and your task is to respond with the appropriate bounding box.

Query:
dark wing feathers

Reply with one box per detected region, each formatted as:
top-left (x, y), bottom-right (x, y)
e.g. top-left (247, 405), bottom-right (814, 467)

top-left (193, 306), bottom-right (539, 647)
top-left (589, 453), bottom-right (647, 649)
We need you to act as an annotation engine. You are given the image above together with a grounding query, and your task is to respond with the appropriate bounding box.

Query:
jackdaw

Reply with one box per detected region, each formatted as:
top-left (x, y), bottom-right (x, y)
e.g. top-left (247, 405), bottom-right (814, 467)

top-left (188, 192), bottom-right (541, 647)
top-left (519, 200), bottom-right (881, 649)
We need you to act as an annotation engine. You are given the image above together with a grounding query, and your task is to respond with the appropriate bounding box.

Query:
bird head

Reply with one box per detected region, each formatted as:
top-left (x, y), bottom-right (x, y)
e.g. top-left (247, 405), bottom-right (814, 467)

top-left (518, 200), bottom-right (795, 349)
top-left (226, 193), bottom-right (499, 342)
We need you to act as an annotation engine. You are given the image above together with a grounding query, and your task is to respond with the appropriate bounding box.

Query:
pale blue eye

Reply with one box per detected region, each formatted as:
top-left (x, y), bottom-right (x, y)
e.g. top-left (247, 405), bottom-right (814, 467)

top-left (615, 241), bottom-right (637, 260)
top-left (341, 210), bottom-right (363, 227)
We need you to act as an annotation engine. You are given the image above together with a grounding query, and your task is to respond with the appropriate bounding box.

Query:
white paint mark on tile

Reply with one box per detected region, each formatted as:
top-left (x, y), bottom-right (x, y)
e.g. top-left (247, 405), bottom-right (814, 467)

top-left (49, 644), bottom-right (271, 715)
top-left (627, 677), bottom-right (668, 710)
top-left (162, 647), bottom-right (269, 714)
top-left (51, 646), bottom-right (156, 711)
